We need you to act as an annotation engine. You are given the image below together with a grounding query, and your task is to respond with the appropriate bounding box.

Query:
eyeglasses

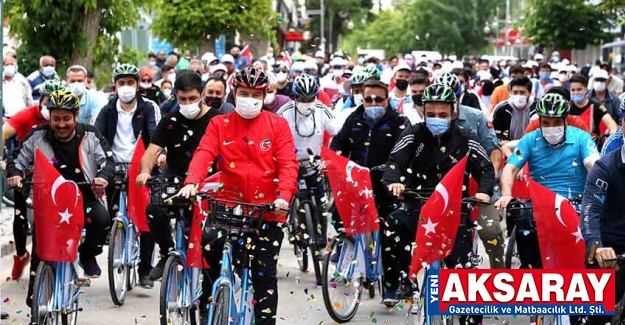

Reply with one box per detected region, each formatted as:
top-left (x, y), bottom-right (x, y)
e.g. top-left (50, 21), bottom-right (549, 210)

top-left (363, 96), bottom-right (386, 104)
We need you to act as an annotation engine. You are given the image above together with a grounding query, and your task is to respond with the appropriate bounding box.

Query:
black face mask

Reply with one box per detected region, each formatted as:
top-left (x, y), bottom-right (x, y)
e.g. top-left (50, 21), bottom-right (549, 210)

top-left (412, 94), bottom-right (423, 106)
top-left (395, 79), bottom-right (409, 91)
top-left (204, 96), bottom-right (223, 109)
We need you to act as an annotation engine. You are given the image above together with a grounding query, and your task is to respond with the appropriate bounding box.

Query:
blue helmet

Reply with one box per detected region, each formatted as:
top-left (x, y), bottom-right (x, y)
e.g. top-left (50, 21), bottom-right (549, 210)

top-left (292, 73), bottom-right (319, 100)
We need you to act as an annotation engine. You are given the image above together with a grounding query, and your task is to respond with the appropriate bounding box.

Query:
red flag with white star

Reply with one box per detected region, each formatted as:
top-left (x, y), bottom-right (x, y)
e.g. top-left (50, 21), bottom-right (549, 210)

top-left (409, 156), bottom-right (467, 279)
top-left (321, 147), bottom-right (379, 236)
top-left (186, 172), bottom-right (223, 268)
top-left (127, 140), bottom-right (150, 232)
top-left (33, 148), bottom-right (85, 262)
top-left (529, 179), bottom-right (585, 269)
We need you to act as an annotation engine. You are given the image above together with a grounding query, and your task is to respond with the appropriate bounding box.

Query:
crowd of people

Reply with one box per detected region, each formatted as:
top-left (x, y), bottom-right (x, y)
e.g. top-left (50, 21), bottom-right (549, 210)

top-left (3, 43), bottom-right (625, 325)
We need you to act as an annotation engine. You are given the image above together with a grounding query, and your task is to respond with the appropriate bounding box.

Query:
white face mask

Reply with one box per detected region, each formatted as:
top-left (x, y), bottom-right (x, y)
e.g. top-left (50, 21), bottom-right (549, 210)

top-left (333, 69), bottom-right (344, 78)
top-left (40, 105), bottom-right (50, 120)
top-left (296, 102), bottom-right (315, 115)
top-left (167, 73), bottom-right (176, 83)
top-left (276, 72), bottom-right (288, 83)
top-left (140, 82), bottom-right (152, 89)
top-left (235, 97), bottom-right (263, 119)
top-left (353, 94), bottom-right (363, 107)
top-left (264, 93), bottom-right (276, 105)
top-left (68, 82), bottom-right (86, 97)
top-left (179, 101), bottom-right (202, 119)
top-left (542, 126), bottom-right (565, 145)
top-left (163, 89), bottom-right (172, 97)
top-left (558, 74), bottom-right (569, 83)
top-left (509, 94), bottom-right (528, 109)
top-left (4, 64), bottom-right (16, 77)
top-left (117, 86), bottom-right (137, 103)
top-left (593, 82), bottom-right (606, 92)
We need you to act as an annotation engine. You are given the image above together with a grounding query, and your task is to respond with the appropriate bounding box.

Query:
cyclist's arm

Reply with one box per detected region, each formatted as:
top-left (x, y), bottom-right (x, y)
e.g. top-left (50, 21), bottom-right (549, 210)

top-left (7, 130), bottom-right (37, 178)
top-left (601, 113), bottom-right (618, 134)
top-left (91, 127), bottom-right (115, 184)
top-left (499, 133), bottom-right (531, 195)
top-left (140, 143), bottom-right (163, 175)
top-left (491, 103), bottom-right (510, 142)
top-left (579, 132), bottom-right (601, 172)
top-left (321, 106), bottom-right (341, 136)
top-left (382, 126), bottom-right (417, 184)
top-left (144, 98), bottom-right (162, 138)
top-left (581, 160), bottom-right (609, 251)
top-left (467, 137), bottom-right (495, 196)
top-left (329, 120), bottom-right (351, 157)
top-left (184, 119), bottom-right (220, 185)
top-left (273, 117), bottom-right (299, 203)
top-left (2, 123), bottom-right (17, 142)
top-left (476, 111), bottom-right (502, 173)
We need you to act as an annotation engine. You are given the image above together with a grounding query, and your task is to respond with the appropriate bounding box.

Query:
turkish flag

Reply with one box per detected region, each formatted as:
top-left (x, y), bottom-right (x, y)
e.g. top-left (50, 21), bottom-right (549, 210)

top-left (529, 180), bottom-right (585, 269)
top-left (186, 172), bottom-right (223, 268)
top-left (409, 156), bottom-right (468, 278)
top-left (127, 140), bottom-right (149, 232)
top-left (322, 131), bottom-right (332, 148)
top-left (511, 165), bottom-right (531, 199)
top-left (240, 44), bottom-right (252, 64)
top-left (321, 147), bottom-right (379, 236)
top-left (33, 148), bottom-right (85, 262)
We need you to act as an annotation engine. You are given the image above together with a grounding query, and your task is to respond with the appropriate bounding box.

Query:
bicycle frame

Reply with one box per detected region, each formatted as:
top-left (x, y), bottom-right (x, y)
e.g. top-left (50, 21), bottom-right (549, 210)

top-left (334, 231), bottom-right (383, 284)
top-left (170, 215), bottom-right (203, 312)
top-left (115, 191), bottom-right (140, 269)
top-left (53, 261), bottom-right (81, 314)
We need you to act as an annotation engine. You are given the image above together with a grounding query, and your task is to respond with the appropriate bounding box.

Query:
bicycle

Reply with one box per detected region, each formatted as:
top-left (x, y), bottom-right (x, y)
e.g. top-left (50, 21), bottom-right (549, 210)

top-left (588, 243), bottom-right (624, 325)
top-left (198, 192), bottom-right (278, 325)
top-left (107, 162), bottom-right (141, 306)
top-left (147, 179), bottom-right (203, 325)
top-left (287, 152), bottom-right (327, 286)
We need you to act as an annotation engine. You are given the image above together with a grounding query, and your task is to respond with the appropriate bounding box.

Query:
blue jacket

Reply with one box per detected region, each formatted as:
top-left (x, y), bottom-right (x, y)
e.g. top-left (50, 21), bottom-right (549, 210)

top-left (581, 146), bottom-right (625, 254)
top-left (601, 129), bottom-right (623, 156)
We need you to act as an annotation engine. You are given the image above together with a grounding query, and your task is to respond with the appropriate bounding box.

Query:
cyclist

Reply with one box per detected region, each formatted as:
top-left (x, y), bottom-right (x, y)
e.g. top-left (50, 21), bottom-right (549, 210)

top-left (94, 63), bottom-right (161, 288)
top-left (179, 67), bottom-right (298, 325)
top-left (135, 71), bottom-right (222, 282)
top-left (433, 72), bottom-right (504, 269)
top-left (600, 96), bottom-right (625, 156)
top-left (3, 80), bottom-right (65, 281)
top-left (495, 93), bottom-right (601, 269)
top-left (409, 74), bottom-right (430, 120)
top-left (382, 83), bottom-right (494, 306)
top-left (6, 90), bottom-right (114, 306)
top-left (524, 87), bottom-right (591, 134)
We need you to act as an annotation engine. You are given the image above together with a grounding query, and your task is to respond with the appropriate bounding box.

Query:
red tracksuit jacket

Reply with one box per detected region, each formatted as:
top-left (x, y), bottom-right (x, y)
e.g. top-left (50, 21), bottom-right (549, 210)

top-left (185, 110), bottom-right (299, 222)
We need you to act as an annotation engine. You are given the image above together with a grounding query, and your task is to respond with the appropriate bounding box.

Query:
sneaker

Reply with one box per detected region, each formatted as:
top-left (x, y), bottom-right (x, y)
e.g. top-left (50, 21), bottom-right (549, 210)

top-left (139, 275), bottom-right (154, 289)
top-left (80, 258), bottom-right (102, 278)
top-left (149, 256), bottom-right (168, 281)
top-left (12, 251), bottom-right (30, 280)
top-left (382, 289), bottom-right (399, 306)
top-left (395, 282), bottom-right (414, 300)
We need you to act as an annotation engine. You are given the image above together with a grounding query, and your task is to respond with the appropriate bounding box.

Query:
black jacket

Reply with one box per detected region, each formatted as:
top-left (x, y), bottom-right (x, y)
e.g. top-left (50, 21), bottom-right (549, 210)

top-left (459, 91), bottom-right (482, 111)
top-left (382, 122), bottom-right (495, 197)
top-left (95, 95), bottom-right (161, 149)
top-left (492, 100), bottom-right (538, 142)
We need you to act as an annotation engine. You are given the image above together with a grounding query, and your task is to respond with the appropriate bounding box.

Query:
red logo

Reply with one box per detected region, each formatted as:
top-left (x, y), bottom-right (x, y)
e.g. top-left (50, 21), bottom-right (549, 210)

top-left (260, 138), bottom-right (271, 151)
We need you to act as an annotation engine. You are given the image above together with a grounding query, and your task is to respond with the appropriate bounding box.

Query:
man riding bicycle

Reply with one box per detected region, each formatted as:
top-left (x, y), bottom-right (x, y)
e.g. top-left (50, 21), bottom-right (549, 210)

top-left (6, 90), bottom-right (114, 307)
top-left (179, 67), bottom-right (299, 325)
top-left (382, 83), bottom-right (495, 307)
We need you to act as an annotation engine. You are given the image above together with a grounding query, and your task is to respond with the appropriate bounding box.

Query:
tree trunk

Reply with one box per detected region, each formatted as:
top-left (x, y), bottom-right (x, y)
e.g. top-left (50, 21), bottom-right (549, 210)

top-left (70, 4), bottom-right (103, 71)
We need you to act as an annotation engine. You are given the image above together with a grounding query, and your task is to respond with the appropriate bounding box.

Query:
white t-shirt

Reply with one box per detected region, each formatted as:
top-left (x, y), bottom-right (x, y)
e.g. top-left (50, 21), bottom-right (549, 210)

top-left (111, 100), bottom-right (137, 163)
top-left (389, 89), bottom-right (422, 124)
top-left (3, 79), bottom-right (29, 117)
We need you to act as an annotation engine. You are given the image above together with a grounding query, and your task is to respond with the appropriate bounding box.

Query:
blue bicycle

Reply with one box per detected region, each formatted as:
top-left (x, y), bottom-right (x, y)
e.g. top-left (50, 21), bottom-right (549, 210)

top-left (147, 179), bottom-right (203, 325)
top-left (199, 193), bottom-right (276, 325)
top-left (107, 162), bottom-right (141, 306)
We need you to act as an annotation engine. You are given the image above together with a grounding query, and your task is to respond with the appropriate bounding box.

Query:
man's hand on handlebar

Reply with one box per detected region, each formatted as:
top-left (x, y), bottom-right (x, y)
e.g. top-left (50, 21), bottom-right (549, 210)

top-left (156, 154), bottom-right (167, 169)
top-left (179, 184), bottom-right (198, 199)
top-left (7, 176), bottom-right (22, 188)
top-left (596, 247), bottom-right (619, 269)
top-left (475, 193), bottom-right (491, 203)
top-left (135, 173), bottom-right (151, 186)
top-left (273, 198), bottom-right (289, 210)
top-left (388, 183), bottom-right (405, 197)
top-left (495, 195), bottom-right (513, 210)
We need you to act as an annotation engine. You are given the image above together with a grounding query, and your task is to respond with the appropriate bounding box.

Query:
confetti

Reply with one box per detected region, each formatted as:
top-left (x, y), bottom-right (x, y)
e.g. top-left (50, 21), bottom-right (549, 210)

top-left (2, 298), bottom-right (8, 303)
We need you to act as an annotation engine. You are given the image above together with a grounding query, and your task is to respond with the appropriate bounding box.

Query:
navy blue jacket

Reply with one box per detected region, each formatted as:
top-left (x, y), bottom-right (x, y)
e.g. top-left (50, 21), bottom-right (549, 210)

top-left (581, 146), bottom-right (625, 254)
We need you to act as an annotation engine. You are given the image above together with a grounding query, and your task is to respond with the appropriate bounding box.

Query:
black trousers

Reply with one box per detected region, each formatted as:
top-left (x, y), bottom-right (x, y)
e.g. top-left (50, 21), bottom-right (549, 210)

top-left (13, 183), bottom-right (30, 256)
top-left (202, 221), bottom-right (284, 325)
top-left (106, 186), bottom-right (155, 275)
top-left (146, 203), bottom-right (193, 257)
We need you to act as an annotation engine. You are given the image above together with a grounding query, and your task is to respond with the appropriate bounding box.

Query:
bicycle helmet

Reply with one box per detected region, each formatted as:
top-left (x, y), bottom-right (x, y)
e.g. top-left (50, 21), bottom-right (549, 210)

top-left (422, 83), bottom-right (457, 105)
top-left (536, 93), bottom-right (569, 118)
top-left (434, 72), bottom-right (461, 96)
top-left (232, 67), bottom-right (270, 90)
top-left (349, 73), bottom-right (367, 87)
top-left (361, 66), bottom-right (381, 80)
top-left (48, 90), bottom-right (80, 112)
top-left (39, 80), bottom-right (66, 97)
top-left (113, 63), bottom-right (140, 82)
top-left (292, 74), bottom-right (319, 99)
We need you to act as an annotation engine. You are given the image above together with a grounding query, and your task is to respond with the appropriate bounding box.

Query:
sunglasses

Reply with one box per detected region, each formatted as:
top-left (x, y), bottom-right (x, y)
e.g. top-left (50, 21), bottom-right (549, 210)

top-left (141, 79), bottom-right (152, 83)
top-left (364, 96), bottom-right (386, 104)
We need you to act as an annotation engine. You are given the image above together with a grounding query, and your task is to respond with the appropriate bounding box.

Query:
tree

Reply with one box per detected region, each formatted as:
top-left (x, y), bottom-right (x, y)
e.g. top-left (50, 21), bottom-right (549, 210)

top-left (5, 0), bottom-right (156, 74)
top-left (523, 0), bottom-right (614, 50)
top-left (151, 0), bottom-right (278, 52)
top-left (342, 10), bottom-right (415, 57)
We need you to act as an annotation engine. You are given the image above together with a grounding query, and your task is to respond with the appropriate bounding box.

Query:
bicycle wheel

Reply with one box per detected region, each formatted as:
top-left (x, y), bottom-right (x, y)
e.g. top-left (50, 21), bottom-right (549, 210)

top-left (32, 262), bottom-right (57, 325)
top-left (321, 236), bottom-right (362, 323)
top-left (61, 297), bottom-right (79, 325)
top-left (504, 226), bottom-right (521, 269)
top-left (108, 220), bottom-right (129, 306)
top-left (126, 225), bottom-right (139, 291)
top-left (290, 198), bottom-right (308, 272)
top-left (211, 283), bottom-right (231, 325)
top-left (160, 255), bottom-right (184, 325)
top-left (304, 202), bottom-right (323, 286)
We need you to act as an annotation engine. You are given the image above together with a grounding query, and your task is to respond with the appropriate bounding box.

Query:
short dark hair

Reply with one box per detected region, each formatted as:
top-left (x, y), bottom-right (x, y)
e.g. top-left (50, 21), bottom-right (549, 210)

top-left (539, 63), bottom-right (552, 71)
top-left (569, 74), bottom-right (588, 87)
top-left (162, 64), bottom-right (175, 73)
top-left (479, 59), bottom-right (489, 65)
top-left (148, 53), bottom-right (157, 59)
top-left (174, 70), bottom-right (203, 93)
top-left (389, 56), bottom-right (398, 62)
top-left (205, 76), bottom-right (227, 90)
top-left (546, 86), bottom-right (571, 101)
top-left (409, 74), bottom-right (429, 86)
top-left (363, 79), bottom-right (389, 98)
top-left (161, 80), bottom-right (173, 88)
top-left (508, 76), bottom-right (532, 92)
top-left (433, 62), bottom-right (442, 68)
top-left (509, 65), bottom-right (524, 75)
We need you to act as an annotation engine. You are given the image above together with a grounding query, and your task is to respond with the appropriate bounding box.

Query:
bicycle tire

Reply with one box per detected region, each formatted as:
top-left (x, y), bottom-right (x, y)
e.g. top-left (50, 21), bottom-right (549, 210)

top-left (159, 255), bottom-right (184, 325)
top-left (304, 202), bottom-right (323, 286)
top-left (126, 225), bottom-right (139, 291)
top-left (32, 261), bottom-right (56, 325)
top-left (290, 198), bottom-right (309, 272)
top-left (321, 236), bottom-right (362, 323)
top-left (108, 220), bottom-right (128, 306)
top-left (368, 281), bottom-right (375, 299)
top-left (504, 225), bottom-right (518, 269)
top-left (211, 283), bottom-right (232, 325)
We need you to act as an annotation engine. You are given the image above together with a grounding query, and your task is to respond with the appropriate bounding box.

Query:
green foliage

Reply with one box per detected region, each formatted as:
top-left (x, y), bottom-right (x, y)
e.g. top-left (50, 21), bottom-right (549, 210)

top-left (151, 0), bottom-right (278, 49)
top-left (94, 46), bottom-right (145, 89)
top-left (523, 0), bottom-right (614, 50)
top-left (4, 0), bottom-right (155, 75)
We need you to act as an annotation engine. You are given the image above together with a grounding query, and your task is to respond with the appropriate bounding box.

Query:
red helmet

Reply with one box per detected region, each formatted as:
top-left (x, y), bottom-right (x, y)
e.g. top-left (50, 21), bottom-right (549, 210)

top-left (232, 67), bottom-right (269, 90)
